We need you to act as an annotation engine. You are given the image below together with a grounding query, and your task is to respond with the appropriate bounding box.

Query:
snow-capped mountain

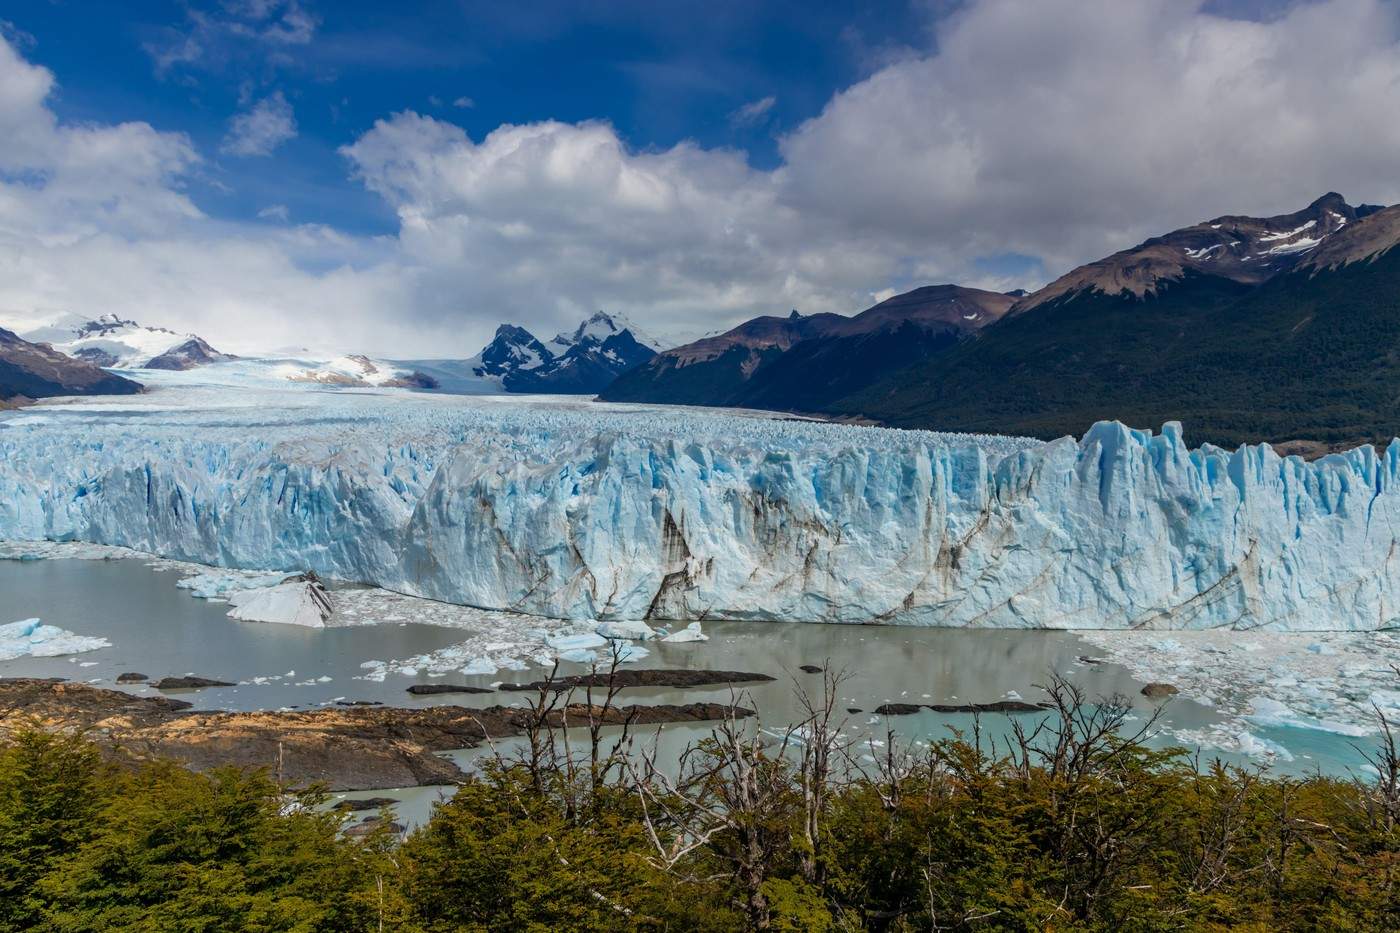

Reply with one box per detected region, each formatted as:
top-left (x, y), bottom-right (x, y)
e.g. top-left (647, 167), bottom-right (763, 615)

top-left (473, 325), bottom-right (554, 384)
top-left (21, 314), bottom-right (236, 371)
top-left (467, 312), bottom-right (661, 394)
top-left (282, 354), bottom-right (439, 389)
top-left (548, 311), bottom-right (667, 355)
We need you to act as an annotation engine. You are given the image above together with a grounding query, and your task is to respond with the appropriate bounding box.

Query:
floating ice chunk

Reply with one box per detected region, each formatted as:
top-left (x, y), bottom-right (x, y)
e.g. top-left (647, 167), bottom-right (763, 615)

top-left (177, 570), bottom-right (290, 599)
top-left (614, 643), bottom-right (649, 664)
top-left (1371, 690), bottom-right (1400, 719)
top-left (1247, 697), bottom-right (1369, 736)
top-left (226, 580), bottom-right (333, 628)
top-left (0, 618), bottom-right (110, 661)
top-left (461, 657), bottom-right (497, 676)
top-left (545, 631), bottom-right (608, 651)
top-left (595, 620), bottom-right (658, 641)
top-left (661, 622), bottom-right (708, 643)
top-left (1235, 731), bottom-right (1295, 762)
top-left (556, 648), bottom-right (597, 664)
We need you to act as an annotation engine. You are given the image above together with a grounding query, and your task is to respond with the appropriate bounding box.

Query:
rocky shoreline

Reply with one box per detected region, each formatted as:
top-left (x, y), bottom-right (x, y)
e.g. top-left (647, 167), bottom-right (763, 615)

top-left (0, 678), bottom-right (752, 791)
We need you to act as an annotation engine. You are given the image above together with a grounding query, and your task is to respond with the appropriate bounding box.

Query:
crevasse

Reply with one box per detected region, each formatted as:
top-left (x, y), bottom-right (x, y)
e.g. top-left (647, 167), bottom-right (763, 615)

top-left (3, 403), bottom-right (1398, 630)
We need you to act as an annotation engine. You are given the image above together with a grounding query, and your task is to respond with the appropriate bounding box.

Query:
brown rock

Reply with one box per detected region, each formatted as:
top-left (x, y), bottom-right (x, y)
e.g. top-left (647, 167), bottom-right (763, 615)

top-left (874, 700), bottom-right (1050, 716)
top-left (1141, 683), bottom-right (1180, 699)
top-left (153, 676), bottom-right (235, 690)
top-left (0, 678), bottom-right (752, 791)
top-left (406, 684), bottom-right (493, 696)
top-left (332, 796), bottom-right (399, 812)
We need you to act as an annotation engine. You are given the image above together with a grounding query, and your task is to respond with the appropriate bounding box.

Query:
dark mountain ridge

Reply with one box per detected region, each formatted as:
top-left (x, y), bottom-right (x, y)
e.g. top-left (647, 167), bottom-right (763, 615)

top-left (602, 193), bottom-right (1400, 450)
top-left (842, 198), bottom-right (1400, 448)
top-left (0, 327), bottom-right (143, 403)
top-left (601, 284), bottom-right (1014, 409)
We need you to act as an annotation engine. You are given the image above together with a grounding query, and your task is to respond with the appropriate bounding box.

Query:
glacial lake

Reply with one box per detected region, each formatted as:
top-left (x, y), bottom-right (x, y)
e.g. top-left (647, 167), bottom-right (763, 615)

top-left (1, 556), bottom-right (1388, 826)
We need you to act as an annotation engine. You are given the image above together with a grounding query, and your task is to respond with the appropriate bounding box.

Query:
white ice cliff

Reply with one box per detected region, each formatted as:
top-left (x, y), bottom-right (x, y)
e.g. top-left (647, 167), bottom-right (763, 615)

top-left (2, 390), bottom-right (1399, 630)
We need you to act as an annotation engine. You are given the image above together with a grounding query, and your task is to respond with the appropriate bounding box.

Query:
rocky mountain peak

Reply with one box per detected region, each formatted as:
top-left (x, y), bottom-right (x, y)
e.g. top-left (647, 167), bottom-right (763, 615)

top-left (1014, 193), bottom-right (1374, 313)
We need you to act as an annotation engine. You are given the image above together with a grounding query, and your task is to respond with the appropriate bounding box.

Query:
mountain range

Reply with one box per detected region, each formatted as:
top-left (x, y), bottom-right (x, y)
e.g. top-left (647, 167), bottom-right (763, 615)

top-left (604, 284), bottom-right (1014, 411)
top-left (604, 193), bottom-right (1400, 450)
top-left (22, 314), bottom-right (238, 371)
top-left (9, 193), bottom-right (1400, 448)
top-left (462, 311), bottom-right (663, 393)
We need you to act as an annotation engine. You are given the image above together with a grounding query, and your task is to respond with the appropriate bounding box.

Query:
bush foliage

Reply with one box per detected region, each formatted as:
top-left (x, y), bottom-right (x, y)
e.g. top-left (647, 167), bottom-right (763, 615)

top-left (3, 672), bottom-right (1398, 931)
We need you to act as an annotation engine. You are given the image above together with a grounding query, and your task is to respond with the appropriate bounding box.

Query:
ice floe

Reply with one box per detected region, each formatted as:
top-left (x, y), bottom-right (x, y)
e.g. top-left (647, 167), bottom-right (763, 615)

top-left (0, 618), bottom-right (110, 661)
top-left (1080, 630), bottom-right (1400, 759)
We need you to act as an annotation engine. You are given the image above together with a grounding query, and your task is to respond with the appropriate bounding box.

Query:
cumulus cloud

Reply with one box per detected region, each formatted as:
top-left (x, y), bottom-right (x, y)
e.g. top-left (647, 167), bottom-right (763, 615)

top-left (729, 95), bottom-right (776, 128)
top-left (778, 0), bottom-right (1400, 272)
top-left (8, 0), bottom-right (1400, 358)
top-left (222, 92), bottom-right (297, 156)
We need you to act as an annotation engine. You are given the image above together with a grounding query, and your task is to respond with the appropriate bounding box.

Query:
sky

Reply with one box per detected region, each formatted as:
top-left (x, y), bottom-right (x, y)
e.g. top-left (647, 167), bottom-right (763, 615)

top-left (2, 0), bottom-right (1400, 357)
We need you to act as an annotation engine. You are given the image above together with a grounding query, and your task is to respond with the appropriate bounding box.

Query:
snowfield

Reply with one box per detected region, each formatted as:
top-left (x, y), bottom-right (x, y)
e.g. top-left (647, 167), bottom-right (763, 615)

top-left (3, 378), bottom-right (1400, 629)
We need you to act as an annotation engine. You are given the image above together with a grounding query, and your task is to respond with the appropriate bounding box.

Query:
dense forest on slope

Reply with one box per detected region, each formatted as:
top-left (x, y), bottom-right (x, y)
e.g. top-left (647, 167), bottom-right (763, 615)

top-left (839, 249), bottom-right (1400, 448)
top-left (602, 286), bottom-right (1012, 412)
top-left (4, 671), bottom-right (1399, 931)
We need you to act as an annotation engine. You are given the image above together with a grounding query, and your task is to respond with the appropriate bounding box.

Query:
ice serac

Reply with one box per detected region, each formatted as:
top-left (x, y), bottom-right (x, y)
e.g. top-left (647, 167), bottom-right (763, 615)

top-left (3, 401), bottom-right (1400, 630)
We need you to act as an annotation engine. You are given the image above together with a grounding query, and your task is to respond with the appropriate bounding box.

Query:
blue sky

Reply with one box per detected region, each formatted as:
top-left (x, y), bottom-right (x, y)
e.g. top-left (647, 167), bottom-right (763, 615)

top-left (2, 1), bottom-right (1399, 356)
top-left (9, 1), bottom-right (928, 237)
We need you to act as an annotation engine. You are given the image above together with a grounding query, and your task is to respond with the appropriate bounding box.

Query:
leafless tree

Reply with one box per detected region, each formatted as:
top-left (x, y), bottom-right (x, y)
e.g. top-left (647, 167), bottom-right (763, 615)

top-left (629, 693), bottom-right (797, 930)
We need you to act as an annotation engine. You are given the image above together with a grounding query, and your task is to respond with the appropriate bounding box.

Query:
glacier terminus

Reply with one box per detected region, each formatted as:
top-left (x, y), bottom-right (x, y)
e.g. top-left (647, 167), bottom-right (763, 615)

top-left (3, 384), bottom-right (1399, 631)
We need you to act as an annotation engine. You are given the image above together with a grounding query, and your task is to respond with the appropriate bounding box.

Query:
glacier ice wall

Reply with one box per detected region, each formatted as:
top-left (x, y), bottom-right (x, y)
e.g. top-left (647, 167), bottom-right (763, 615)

top-left (2, 395), bottom-right (1399, 630)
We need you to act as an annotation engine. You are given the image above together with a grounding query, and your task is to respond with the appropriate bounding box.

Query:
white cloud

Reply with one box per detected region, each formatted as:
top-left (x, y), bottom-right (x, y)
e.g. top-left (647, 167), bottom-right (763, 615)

top-left (146, 0), bottom-right (317, 75)
top-left (778, 0), bottom-right (1400, 272)
top-left (222, 92), bottom-right (297, 157)
top-left (452, 96), bottom-right (475, 109)
top-left (257, 203), bottom-right (290, 221)
top-left (8, 0), bottom-right (1400, 359)
top-left (729, 95), bottom-right (776, 128)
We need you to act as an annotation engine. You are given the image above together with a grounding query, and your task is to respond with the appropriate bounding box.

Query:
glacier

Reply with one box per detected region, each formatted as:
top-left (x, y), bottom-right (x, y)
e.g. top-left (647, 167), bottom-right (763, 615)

top-left (3, 384), bottom-right (1400, 630)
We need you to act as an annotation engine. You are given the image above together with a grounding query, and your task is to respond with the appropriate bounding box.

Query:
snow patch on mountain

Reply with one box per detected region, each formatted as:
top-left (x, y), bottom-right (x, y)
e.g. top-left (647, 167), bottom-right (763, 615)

top-left (14, 313), bottom-right (234, 371)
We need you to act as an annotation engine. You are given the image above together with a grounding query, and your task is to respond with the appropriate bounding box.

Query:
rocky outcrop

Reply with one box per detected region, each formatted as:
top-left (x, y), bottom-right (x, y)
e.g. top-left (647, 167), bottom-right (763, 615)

top-left (0, 679), bottom-right (753, 791)
top-left (874, 700), bottom-right (1050, 716)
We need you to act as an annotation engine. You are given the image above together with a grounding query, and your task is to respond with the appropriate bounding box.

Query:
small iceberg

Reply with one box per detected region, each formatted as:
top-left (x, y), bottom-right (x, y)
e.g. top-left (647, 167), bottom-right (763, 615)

top-left (595, 620), bottom-right (658, 641)
top-left (460, 657), bottom-right (497, 676)
top-left (661, 622), bottom-right (708, 643)
top-left (0, 618), bottom-right (110, 661)
top-left (1235, 730), bottom-right (1295, 762)
top-left (226, 574), bottom-right (334, 628)
top-left (545, 630), bottom-right (608, 652)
